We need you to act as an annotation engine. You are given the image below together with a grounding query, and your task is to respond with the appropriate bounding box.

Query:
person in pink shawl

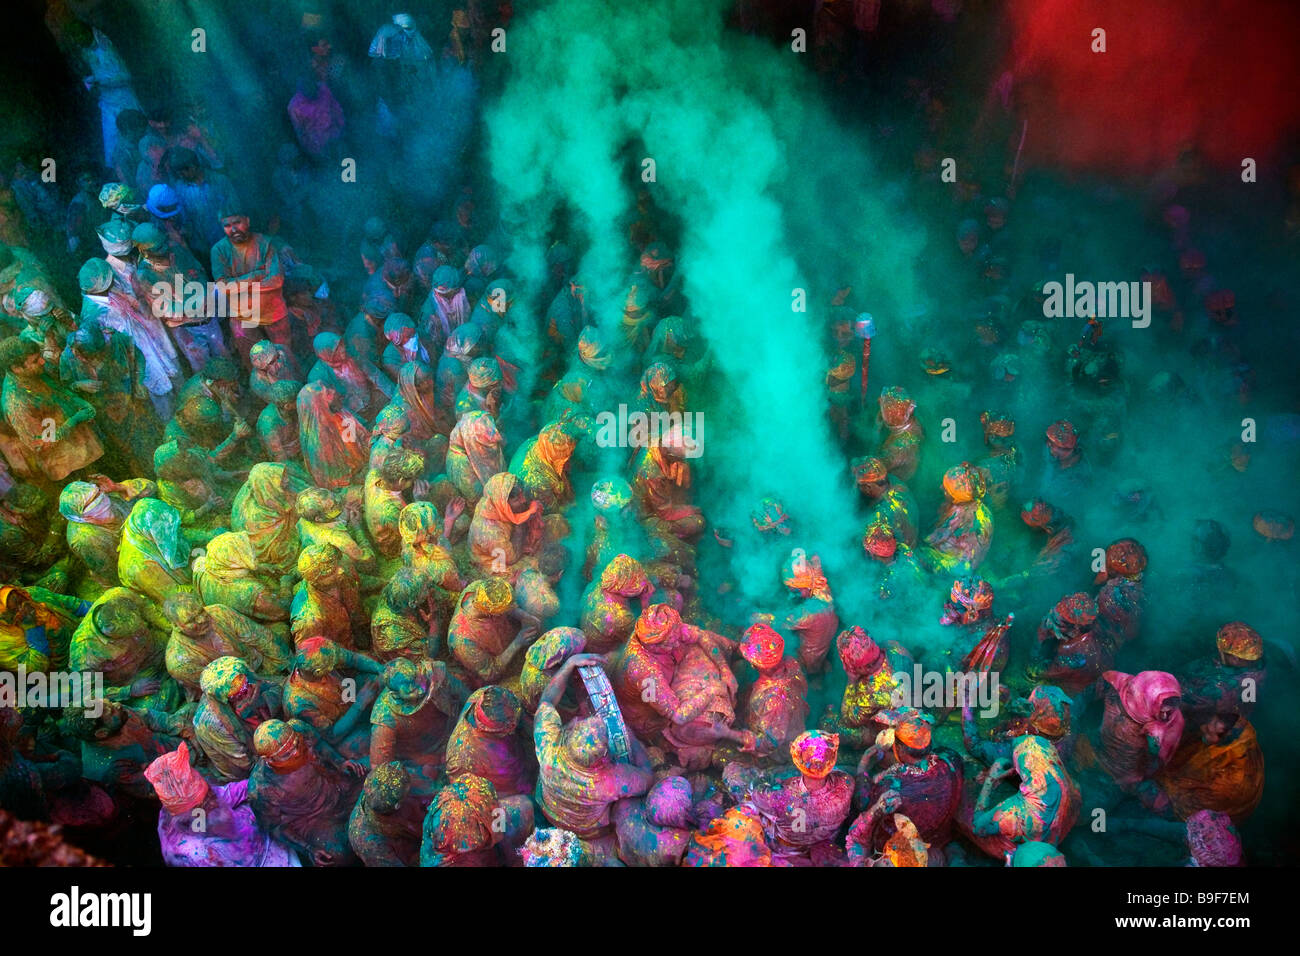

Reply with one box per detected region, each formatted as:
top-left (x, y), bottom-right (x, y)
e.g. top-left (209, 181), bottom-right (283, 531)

top-left (446, 411), bottom-right (504, 504)
top-left (1097, 670), bottom-right (1185, 796)
top-left (421, 265), bottom-right (470, 349)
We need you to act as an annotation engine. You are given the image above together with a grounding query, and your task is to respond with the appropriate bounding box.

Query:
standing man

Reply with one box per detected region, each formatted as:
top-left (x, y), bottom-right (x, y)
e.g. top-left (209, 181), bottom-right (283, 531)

top-left (210, 207), bottom-right (291, 370)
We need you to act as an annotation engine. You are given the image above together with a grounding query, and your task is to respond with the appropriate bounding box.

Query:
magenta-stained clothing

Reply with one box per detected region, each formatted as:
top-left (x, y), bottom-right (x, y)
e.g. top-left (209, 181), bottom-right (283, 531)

top-left (785, 600), bottom-right (839, 673)
top-left (866, 753), bottom-right (964, 851)
top-left (1097, 670), bottom-right (1184, 790)
top-left (751, 769), bottom-right (854, 856)
top-left (157, 780), bottom-right (300, 867)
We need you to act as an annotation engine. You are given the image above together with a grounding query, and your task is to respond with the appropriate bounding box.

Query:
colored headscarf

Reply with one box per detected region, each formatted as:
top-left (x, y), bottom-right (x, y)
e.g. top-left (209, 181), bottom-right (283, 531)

top-left (144, 743), bottom-right (210, 816)
top-left (740, 622), bottom-right (784, 670)
top-left (1103, 670), bottom-right (1184, 765)
top-left (1216, 622), bottom-right (1262, 661)
top-left (634, 604), bottom-right (682, 646)
top-left (782, 551), bottom-right (832, 602)
top-left (837, 626), bottom-right (884, 679)
top-left (791, 730), bottom-right (839, 778)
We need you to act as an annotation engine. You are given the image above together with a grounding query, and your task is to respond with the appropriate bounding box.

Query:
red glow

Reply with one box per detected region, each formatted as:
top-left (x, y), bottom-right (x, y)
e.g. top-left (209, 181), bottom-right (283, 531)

top-left (1005, 0), bottom-right (1300, 174)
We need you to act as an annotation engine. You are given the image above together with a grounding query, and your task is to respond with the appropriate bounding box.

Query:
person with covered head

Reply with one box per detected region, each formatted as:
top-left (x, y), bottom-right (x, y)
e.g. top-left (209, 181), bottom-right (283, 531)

top-left (1029, 592), bottom-right (1112, 696)
top-left (247, 718), bottom-right (365, 866)
top-left (145, 742), bottom-right (299, 866)
top-left (194, 531), bottom-right (291, 624)
top-left (436, 321), bottom-right (487, 415)
top-left (738, 621), bottom-right (810, 759)
top-left (364, 448), bottom-right (426, 558)
top-left (345, 288), bottom-right (398, 369)
top-left (612, 774), bottom-right (695, 867)
top-left (510, 419), bottom-right (582, 513)
top-left (446, 410), bottom-right (504, 504)
top-left (0, 582), bottom-right (87, 673)
top-left (379, 313), bottom-right (431, 381)
top-left (534, 652), bottom-right (656, 865)
top-left (60, 315), bottom-right (161, 474)
top-left (307, 331), bottom-right (394, 422)
top-left (1178, 622), bottom-right (1266, 727)
top-left (69, 586), bottom-right (177, 709)
top-left (446, 685), bottom-right (537, 799)
top-left (923, 462), bottom-right (994, 574)
top-left (420, 772), bottom-right (533, 867)
top-left (77, 244), bottom-right (162, 378)
top-left (447, 578), bottom-right (540, 688)
top-left (247, 340), bottom-right (298, 408)
top-left (580, 553), bottom-right (656, 654)
top-left (192, 655), bottom-right (283, 783)
top-left (420, 264), bottom-right (470, 350)
top-left (257, 380), bottom-right (304, 463)
top-left (369, 657), bottom-right (468, 790)
top-left (348, 761), bottom-right (425, 867)
top-left (738, 730), bottom-right (854, 865)
top-left (1093, 537), bottom-right (1147, 651)
top-left (861, 713), bottom-right (964, 860)
top-left (229, 462), bottom-right (302, 576)
top-left (780, 548), bottom-right (840, 674)
top-left (454, 356), bottom-right (505, 422)
top-left (162, 591), bottom-right (290, 699)
top-left (964, 683), bottom-right (1075, 767)
top-left (631, 422), bottom-right (705, 542)
top-left (468, 472), bottom-right (559, 621)
top-left (371, 566), bottom-right (439, 662)
top-left (822, 626), bottom-right (910, 750)
top-left (283, 636), bottom-right (384, 760)
top-left (611, 603), bottom-right (742, 754)
top-left (1155, 700), bottom-right (1265, 826)
top-left (164, 356), bottom-right (250, 463)
top-left (297, 381), bottom-right (370, 490)
top-left (876, 386), bottom-right (924, 481)
top-left (851, 454), bottom-right (918, 547)
top-left (976, 409), bottom-right (1021, 507)
top-left (398, 500), bottom-right (462, 592)
top-left (0, 335), bottom-right (104, 483)
top-left (58, 476), bottom-right (156, 587)
top-left (962, 733), bottom-right (1080, 863)
top-left (293, 542), bottom-right (366, 650)
top-left (1096, 670), bottom-right (1185, 799)
top-left (384, 359), bottom-right (443, 447)
top-left (151, 439), bottom-right (233, 536)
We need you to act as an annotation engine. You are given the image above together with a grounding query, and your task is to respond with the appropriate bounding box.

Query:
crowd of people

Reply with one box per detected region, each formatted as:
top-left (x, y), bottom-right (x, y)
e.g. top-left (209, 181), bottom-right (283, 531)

top-left (0, 4), bottom-right (1278, 867)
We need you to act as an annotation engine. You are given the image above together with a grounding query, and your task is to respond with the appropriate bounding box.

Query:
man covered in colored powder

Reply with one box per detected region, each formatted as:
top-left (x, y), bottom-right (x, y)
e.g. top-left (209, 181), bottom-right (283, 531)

top-left (247, 718), bottom-right (364, 866)
top-left (741, 730), bottom-right (854, 866)
top-left (534, 653), bottom-right (655, 865)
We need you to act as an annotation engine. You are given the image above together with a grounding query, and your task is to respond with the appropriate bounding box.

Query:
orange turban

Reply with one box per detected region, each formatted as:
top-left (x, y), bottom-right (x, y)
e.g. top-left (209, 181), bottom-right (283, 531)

top-left (791, 730), bottom-right (839, 778)
top-left (883, 815), bottom-right (929, 867)
top-left (782, 551), bottom-right (832, 602)
top-left (144, 743), bottom-right (210, 816)
top-left (634, 604), bottom-right (682, 646)
top-left (1216, 622), bottom-right (1262, 662)
top-left (895, 715), bottom-right (932, 751)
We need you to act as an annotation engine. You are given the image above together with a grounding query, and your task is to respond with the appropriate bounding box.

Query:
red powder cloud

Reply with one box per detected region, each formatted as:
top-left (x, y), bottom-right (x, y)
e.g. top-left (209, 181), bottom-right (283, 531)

top-left (1005, 0), bottom-right (1300, 174)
